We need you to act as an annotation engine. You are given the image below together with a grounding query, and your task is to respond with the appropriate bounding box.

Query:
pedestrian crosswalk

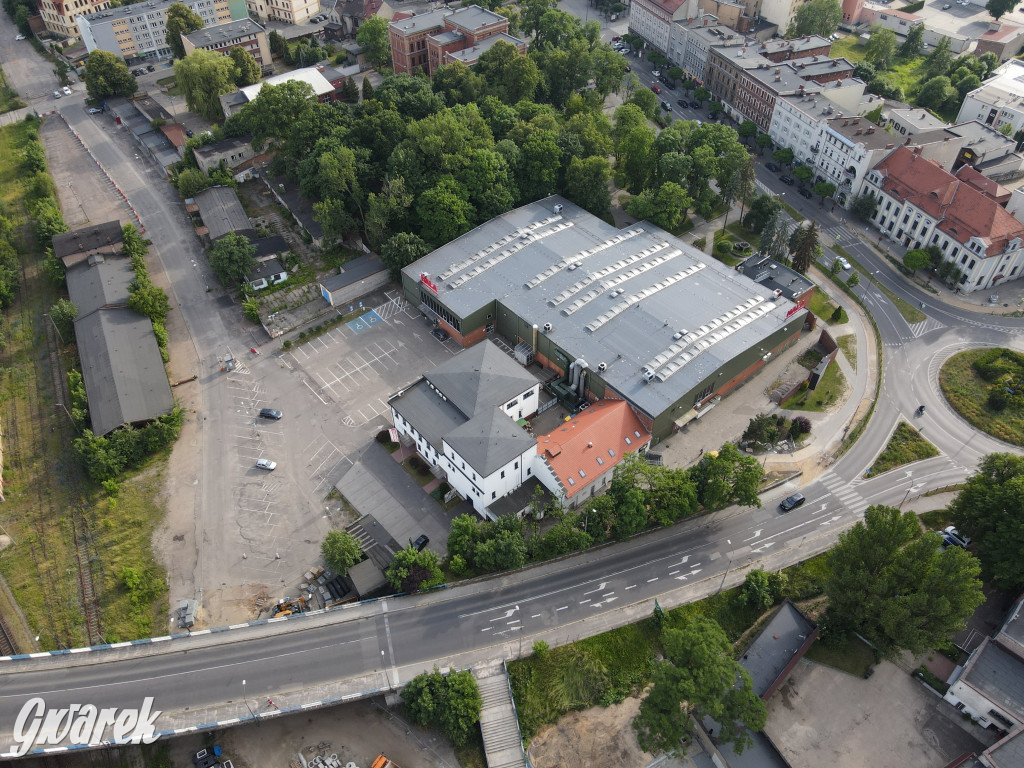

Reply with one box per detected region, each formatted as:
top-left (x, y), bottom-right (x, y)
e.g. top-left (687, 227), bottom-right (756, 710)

top-left (908, 316), bottom-right (945, 337)
top-left (819, 472), bottom-right (869, 517)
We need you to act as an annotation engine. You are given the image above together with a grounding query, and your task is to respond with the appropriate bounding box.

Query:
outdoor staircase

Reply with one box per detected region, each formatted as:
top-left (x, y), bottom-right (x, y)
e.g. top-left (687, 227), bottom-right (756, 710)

top-left (476, 666), bottom-right (529, 768)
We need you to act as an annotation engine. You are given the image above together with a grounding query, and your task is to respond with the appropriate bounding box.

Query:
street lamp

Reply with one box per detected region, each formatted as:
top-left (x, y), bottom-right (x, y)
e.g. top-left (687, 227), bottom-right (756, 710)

top-left (241, 679), bottom-right (259, 726)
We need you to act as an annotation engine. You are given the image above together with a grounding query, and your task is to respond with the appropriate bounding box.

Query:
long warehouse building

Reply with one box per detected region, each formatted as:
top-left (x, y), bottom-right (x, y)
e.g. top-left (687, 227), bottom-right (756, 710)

top-left (401, 197), bottom-right (809, 442)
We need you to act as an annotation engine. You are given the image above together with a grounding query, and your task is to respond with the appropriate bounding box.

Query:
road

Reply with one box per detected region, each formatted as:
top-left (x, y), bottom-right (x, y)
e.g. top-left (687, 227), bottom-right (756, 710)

top-left (2, 11), bottom-right (1024, 757)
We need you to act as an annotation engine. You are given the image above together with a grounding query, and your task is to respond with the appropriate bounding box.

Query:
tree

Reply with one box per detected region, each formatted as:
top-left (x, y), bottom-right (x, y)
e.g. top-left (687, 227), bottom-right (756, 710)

top-left (917, 76), bottom-right (957, 111)
top-left (787, 0), bottom-right (842, 38)
top-left (743, 194), bottom-right (783, 233)
top-left (403, 668), bottom-right (482, 748)
top-left (986, 0), bottom-right (1020, 19)
top-left (824, 505), bottom-right (984, 657)
top-left (865, 27), bottom-right (897, 69)
top-left (417, 177), bottom-right (475, 247)
top-left (789, 221), bottom-right (820, 274)
top-left (793, 165), bottom-right (813, 186)
top-left (365, 176), bottom-right (413, 251)
top-left (949, 453), bottom-right (1024, 587)
top-left (208, 232), bottom-right (256, 286)
top-left (175, 167), bottom-right (212, 198)
top-left (520, 0), bottom-right (557, 37)
top-left (633, 617), bottom-right (767, 756)
top-left (688, 443), bottom-right (762, 512)
top-left (20, 141), bottom-right (46, 174)
top-left (923, 36), bottom-right (954, 80)
top-left (759, 211), bottom-right (791, 264)
top-left (83, 50), bottom-right (137, 102)
top-left (772, 147), bottom-right (794, 167)
top-left (849, 191), bottom-right (879, 221)
top-left (903, 248), bottom-right (931, 273)
top-left (693, 86), bottom-right (710, 106)
top-left (127, 284), bottom-right (170, 323)
top-left (900, 24), bottom-right (924, 58)
top-left (175, 49), bottom-right (237, 121)
top-left (362, 76), bottom-right (374, 102)
top-left (49, 299), bottom-right (78, 342)
top-left (386, 545), bottom-right (444, 592)
top-left (737, 120), bottom-right (757, 144)
top-left (755, 133), bottom-right (773, 155)
top-left (357, 16), bottom-right (391, 69)
top-left (321, 530), bottom-right (363, 576)
top-left (813, 181), bottom-right (836, 205)
top-left (999, 122), bottom-right (1014, 136)
top-left (230, 46), bottom-right (261, 87)
top-left (742, 413), bottom-right (779, 446)
top-left (708, 100), bottom-right (724, 118)
top-left (845, 271), bottom-right (860, 288)
top-left (564, 155), bottom-right (612, 217)
top-left (381, 232), bottom-right (431, 281)
top-left (165, 2), bottom-right (204, 60)
top-left (742, 568), bottom-right (787, 611)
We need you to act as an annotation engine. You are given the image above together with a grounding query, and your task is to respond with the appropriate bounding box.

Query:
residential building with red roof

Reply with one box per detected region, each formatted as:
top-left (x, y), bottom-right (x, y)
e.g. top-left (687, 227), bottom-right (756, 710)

top-left (863, 146), bottom-right (1024, 293)
top-left (976, 21), bottom-right (1024, 64)
top-left (534, 400), bottom-right (652, 506)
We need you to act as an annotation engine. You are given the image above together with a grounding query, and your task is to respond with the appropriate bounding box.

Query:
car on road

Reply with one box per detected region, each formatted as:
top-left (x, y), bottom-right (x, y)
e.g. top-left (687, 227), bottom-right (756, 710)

top-left (677, 98), bottom-right (688, 107)
top-left (661, 101), bottom-right (672, 111)
top-left (612, 35), bottom-right (622, 41)
top-left (624, 65), bottom-right (631, 72)
top-left (52, 90), bottom-right (61, 99)
top-left (690, 100), bottom-right (700, 108)
top-left (185, 128), bottom-right (194, 137)
top-left (411, 534), bottom-right (430, 552)
top-left (430, 327), bottom-right (450, 342)
top-left (836, 256), bottom-right (852, 271)
top-left (665, 80), bottom-right (676, 90)
top-left (799, 187), bottom-right (813, 198)
top-left (62, 86), bottom-right (72, 96)
top-left (779, 492), bottom-right (805, 512)
top-left (765, 162), bottom-right (780, 172)
top-left (255, 459), bottom-right (277, 471)
top-left (943, 526), bottom-right (971, 547)
top-left (146, 64), bottom-right (155, 72)
top-left (258, 408), bottom-right (283, 420)
top-left (779, 175), bottom-right (794, 185)
top-left (15, 34), bottom-right (26, 40)
top-left (652, 69), bottom-right (662, 78)
top-left (941, 2), bottom-right (951, 7)
top-left (650, 84), bottom-right (661, 94)
top-left (88, 107), bottom-right (102, 114)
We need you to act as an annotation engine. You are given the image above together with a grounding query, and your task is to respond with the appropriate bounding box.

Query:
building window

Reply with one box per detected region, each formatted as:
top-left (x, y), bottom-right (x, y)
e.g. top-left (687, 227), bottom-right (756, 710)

top-left (500, 470), bottom-right (505, 479)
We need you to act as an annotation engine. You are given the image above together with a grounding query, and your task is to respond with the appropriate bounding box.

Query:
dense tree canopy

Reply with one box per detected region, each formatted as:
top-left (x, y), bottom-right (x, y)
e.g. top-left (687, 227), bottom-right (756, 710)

top-left (403, 669), bottom-right (482, 748)
top-left (230, 46), bottom-right (261, 87)
top-left (321, 530), bottom-right (363, 576)
top-left (865, 27), bottom-right (898, 69)
top-left (356, 16), bottom-right (391, 68)
top-left (825, 505), bottom-right (984, 657)
top-left (165, 2), bottom-right (204, 60)
top-left (175, 49), bottom-right (238, 121)
top-left (208, 233), bottom-right (256, 286)
top-left (949, 453), bottom-right (1024, 587)
top-left (787, 0), bottom-right (842, 38)
top-left (84, 50), bottom-right (137, 102)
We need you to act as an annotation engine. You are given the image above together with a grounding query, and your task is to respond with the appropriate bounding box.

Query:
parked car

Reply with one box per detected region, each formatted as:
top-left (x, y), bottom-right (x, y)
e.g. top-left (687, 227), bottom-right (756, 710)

top-left (690, 100), bottom-right (701, 108)
top-left (52, 90), bottom-right (61, 99)
top-left (612, 35), bottom-right (623, 41)
top-left (255, 459), bottom-right (277, 471)
top-left (665, 80), bottom-right (677, 90)
top-left (15, 34), bottom-right (26, 40)
top-left (430, 327), bottom-right (449, 342)
top-left (411, 534), bottom-right (430, 552)
top-left (62, 86), bottom-right (72, 96)
top-left (836, 256), bottom-right (852, 271)
top-left (146, 64), bottom-right (155, 72)
top-left (661, 101), bottom-right (672, 111)
top-left (779, 492), bottom-right (806, 512)
top-left (944, 526), bottom-right (971, 547)
top-left (677, 98), bottom-right (688, 107)
top-left (779, 175), bottom-right (795, 185)
top-left (765, 162), bottom-right (780, 172)
top-left (87, 107), bottom-right (102, 114)
top-left (650, 84), bottom-right (661, 94)
top-left (258, 408), bottom-right (283, 420)
top-left (185, 128), bottom-right (194, 137)
top-left (799, 187), bottom-right (813, 198)
top-left (652, 69), bottom-right (662, 78)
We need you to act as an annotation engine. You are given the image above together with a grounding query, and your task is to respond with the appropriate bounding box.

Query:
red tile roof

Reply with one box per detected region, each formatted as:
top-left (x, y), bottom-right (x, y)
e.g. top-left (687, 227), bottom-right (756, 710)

top-left (955, 164), bottom-right (1012, 204)
top-left (537, 400), bottom-right (651, 499)
top-left (872, 146), bottom-right (1024, 258)
top-left (979, 21), bottom-right (1024, 42)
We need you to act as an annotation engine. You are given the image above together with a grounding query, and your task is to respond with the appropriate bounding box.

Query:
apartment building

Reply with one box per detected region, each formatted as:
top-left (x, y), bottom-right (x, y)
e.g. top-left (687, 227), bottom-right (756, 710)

top-left (668, 18), bottom-right (743, 80)
top-left (78, 0), bottom-right (231, 61)
top-left (388, 5), bottom-right (523, 77)
top-left (244, 0), bottom-right (319, 24)
top-left (957, 59), bottom-right (1024, 136)
top-left (976, 21), bottom-right (1024, 63)
top-left (182, 18), bottom-right (271, 67)
top-left (38, 0), bottom-right (113, 42)
top-left (629, 0), bottom-right (698, 52)
top-left (864, 146), bottom-right (1024, 292)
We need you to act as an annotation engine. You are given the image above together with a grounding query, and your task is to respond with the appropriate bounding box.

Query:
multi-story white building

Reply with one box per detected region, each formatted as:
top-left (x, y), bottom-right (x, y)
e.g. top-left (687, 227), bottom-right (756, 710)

top-left (864, 146), bottom-right (1024, 292)
top-left (78, 0), bottom-right (232, 61)
top-left (667, 17), bottom-right (743, 80)
top-left (245, 0), bottom-right (320, 24)
top-left (38, 0), bottom-right (113, 42)
top-left (957, 59), bottom-right (1024, 137)
top-left (629, 0), bottom-right (698, 53)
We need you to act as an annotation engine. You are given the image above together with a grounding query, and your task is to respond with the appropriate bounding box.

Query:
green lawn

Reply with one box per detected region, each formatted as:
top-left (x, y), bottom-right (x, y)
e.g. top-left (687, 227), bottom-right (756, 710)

top-left (830, 35), bottom-right (928, 103)
top-left (836, 334), bottom-right (857, 371)
top-left (939, 348), bottom-right (1024, 447)
top-left (806, 635), bottom-right (875, 677)
top-left (807, 288), bottom-right (848, 325)
top-left (0, 65), bottom-right (26, 114)
top-left (782, 360), bottom-right (846, 411)
top-left (726, 221), bottom-right (762, 249)
top-left (868, 421), bottom-right (939, 475)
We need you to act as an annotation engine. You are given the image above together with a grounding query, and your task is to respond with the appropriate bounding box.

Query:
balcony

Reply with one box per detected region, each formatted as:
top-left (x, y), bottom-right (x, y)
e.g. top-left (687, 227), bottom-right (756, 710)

top-left (810, 145), bottom-right (820, 153)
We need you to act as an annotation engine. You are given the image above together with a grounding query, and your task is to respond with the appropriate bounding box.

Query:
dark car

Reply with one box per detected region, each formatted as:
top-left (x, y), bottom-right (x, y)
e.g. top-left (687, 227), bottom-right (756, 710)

top-left (185, 128), bottom-right (194, 137)
top-left (779, 493), bottom-right (805, 512)
top-left (799, 187), bottom-right (813, 198)
top-left (411, 534), bottom-right (430, 552)
top-left (430, 327), bottom-right (450, 342)
top-left (665, 80), bottom-right (677, 90)
top-left (624, 65), bottom-right (631, 72)
top-left (258, 408), bottom-right (283, 420)
top-left (690, 100), bottom-right (700, 108)
top-left (612, 35), bottom-right (623, 41)
top-left (779, 175), bottom-right (795, 185)
top-left (677, 98), bottom-right (688, 106)
top-left (765, 162), bottom-right (780, 172)
top-left (146, 64), bottom-right (155, 72)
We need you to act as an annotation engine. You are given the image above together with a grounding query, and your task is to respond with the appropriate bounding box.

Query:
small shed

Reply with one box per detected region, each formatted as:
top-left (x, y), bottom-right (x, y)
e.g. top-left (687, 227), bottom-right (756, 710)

top-left (347, 558), bottom-right (389, 599)
top-left (319, 253), bottom-right (389, 307)
top-left (246, 258), bottom-right (288, 291)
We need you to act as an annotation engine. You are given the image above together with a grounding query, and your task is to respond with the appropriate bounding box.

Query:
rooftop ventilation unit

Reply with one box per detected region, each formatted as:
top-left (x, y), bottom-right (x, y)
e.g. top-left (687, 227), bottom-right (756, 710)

top-left (543, 322), bottom-right (553, 332)
top-left (597, 362), bottom-right (607, 372)
top-left (553, 203), bottom-right (563, 214)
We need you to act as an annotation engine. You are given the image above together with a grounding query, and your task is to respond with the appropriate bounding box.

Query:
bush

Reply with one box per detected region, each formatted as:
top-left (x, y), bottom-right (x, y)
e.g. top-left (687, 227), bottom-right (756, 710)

top-left (282, 339), bottom-right (291, 349)
top-left (789, 415), bottom-right (812, 439)
top-left (693, 237), bottom-right (707, 250)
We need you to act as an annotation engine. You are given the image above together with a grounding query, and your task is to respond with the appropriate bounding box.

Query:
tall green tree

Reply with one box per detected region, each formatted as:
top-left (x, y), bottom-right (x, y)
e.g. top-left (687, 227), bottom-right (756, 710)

top-left (417, 177), bottom-right (475, 247)
top-left (824, 505), bottom-right (984, 657)
top-left (786, 0), bottom-right (842, 38)
top-left (564, 155), bottom-right (612, 218)
top-left (813, 181), bottom-right (836, 206)
top-left (476, 40), bottom-right (541, 104)
top-left (923, 36), bottom-right (954, 80)
top-left (175, 49), bottom-right (237, 121)
top-left (986, 0), bottom-right (1020, 20)
top-left (688, 443), bottom-right (762, 511)
top-left (230, 45), bottom-right (261, 87)
top-left (321, 530), bottom-right (363, 576)
top-left (380, 232), bottom-right (431, 281)
top-left (903, 248), bottom-right (931, 273)
top-left (520, 0), bottom-right (557, 37)
top-left (386, 545), bottom-right (444, 592)
top-left (165, 2), bottom-right (204, 60)
top-left (402, 669), bottom-right (482, 748)
top-left (949, 453), bottom-right (1024, 587)
top-left (917, 76), bottom-right (957, 110)
top-left (743, 194), bottom-right (783, 233)
top-left (633, 616), bottom-right (767, 756)
top-left (864, 27), bottom-right (898, 69)
top-left (899, 24), bottom-right (924, 58)
top-left (84, 50), bottom-right (137, 102)
top-left (208, 232), bottom-right (256, 286)
top-left (849, 192), bottom-right (878, 221)
top-left (789, 221), bottom-right (820, 273)
top-left (356, 16), bottom-right (391, 68)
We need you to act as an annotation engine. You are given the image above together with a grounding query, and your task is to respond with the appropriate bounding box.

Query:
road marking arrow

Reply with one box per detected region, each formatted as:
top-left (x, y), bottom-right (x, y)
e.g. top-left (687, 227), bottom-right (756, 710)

top-left (675, 569), bottom-right (703, 581)
top-left (743, 530), bottom-right (762, 542)
top-left (583, 582), bottom-right (608, 596)
top-left (819, 515), bottom-right (843, 526)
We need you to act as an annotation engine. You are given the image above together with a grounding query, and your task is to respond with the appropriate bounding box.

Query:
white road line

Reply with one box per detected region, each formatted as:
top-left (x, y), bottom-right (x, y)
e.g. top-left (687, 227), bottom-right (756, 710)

top-left (579, 599), bottom-right (591, 604)
top-left (556, 606), bottom-right (568, 611)
top-left (624, 585), bottom-right (637, 590)
top-left (531, 614), bottom-right (542, 619)
top-left (647, 577), bottom-right (658, 583)
top-left (303, 379), bottom-right (328, 404)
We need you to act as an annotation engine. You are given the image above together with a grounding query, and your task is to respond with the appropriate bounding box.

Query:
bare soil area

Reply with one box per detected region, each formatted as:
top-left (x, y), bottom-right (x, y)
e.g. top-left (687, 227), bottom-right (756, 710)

top-left (527, 697), bottom-right (654, 768)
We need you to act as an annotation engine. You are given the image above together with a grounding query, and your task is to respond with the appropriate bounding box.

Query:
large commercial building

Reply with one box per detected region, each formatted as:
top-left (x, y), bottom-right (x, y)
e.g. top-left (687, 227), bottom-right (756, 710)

top-left (244, 0), bottom-right (319, 24)
top-left (78, 0), bottom-right (231, 61)
top-left (181, 18), bottom-right (271, 68)
top-left (400, 197), bottom-right (808, 444)
top-left (388, 5), bottom-right (524, 77)
top-left (957, 59), bottom-right (1024, 137)
top-left (38, 0), bottom-right (112, 42)
top-left (629, 0), bottom-right (697, 52)
top-left (864, 146), bottom-right (1024, 293)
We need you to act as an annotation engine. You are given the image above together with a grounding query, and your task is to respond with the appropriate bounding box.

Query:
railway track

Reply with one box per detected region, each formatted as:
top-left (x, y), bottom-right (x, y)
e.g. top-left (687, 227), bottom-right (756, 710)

top-left (0, 615), bottom-right (16, 656)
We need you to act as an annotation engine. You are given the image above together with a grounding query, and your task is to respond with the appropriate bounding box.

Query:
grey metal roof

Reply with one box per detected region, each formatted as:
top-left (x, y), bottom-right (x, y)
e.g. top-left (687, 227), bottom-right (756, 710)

top-left (65, 253), bottom-right (135, 317)
top-left (392, 378), bottom-right (467, 453)
top-left (389, 8), bottom-right (449, 35)
top-left (737, 255), bottom-right (814, 302)
top-left (960, 639), bottom-right (1024, 721)
top-left (74, 309), bottom-right (174, 436)
top-left (246, 258), bottom-right (285, 282)
top-left (52, 221), bottom-right (123, 264)
top-left (320, 253), bottom-right (386, 292)
top-left (444, 408), bottom-right (535, 477)
top-left (996, 595), bottom-right (1024, 660)
top-left (445, 4), bottom-right (504, 31)
top-left (740, 600), bottom-right (816, 698)
top-left (184, 18), bottom-right (264, 47)
top-left (404, 197), bottom-right (803, 420)
top-left (195, 186), bottom-right (252, 242)
top-left (193, 135), bottom-right (253, 160)
top-left (424, 339), bottom-right (537, 418)
top-left (985, 726), bottom-right (1024, 768)
top-left (446, 33), bottom-right (523, 63)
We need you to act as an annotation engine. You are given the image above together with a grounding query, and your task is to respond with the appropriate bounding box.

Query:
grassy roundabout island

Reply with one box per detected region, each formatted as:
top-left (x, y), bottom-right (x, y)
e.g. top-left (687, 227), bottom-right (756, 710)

top-left (939, 348), bottom-right (1024, 447)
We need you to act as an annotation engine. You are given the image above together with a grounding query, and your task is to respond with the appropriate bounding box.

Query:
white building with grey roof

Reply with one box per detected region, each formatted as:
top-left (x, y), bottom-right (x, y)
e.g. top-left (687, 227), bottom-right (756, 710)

top-left (400, 197), bottom-right (808, 442)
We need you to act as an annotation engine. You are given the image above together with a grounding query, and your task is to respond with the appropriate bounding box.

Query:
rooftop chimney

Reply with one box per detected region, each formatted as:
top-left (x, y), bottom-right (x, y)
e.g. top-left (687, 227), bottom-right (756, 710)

top-left (856, 128), bottom-right (862, 134)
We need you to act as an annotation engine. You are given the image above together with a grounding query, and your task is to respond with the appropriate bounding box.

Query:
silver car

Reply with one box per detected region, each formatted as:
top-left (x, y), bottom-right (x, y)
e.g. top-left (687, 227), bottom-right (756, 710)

top-left (255, 458), bottom-right (277, 471)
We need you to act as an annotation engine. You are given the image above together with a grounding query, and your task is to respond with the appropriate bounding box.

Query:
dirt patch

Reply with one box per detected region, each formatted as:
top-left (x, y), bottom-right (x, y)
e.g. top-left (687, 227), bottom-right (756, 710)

top-left (194, 583), bottom-right (272, 629)
top-left (527, 697), bottom-right (654, 768)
